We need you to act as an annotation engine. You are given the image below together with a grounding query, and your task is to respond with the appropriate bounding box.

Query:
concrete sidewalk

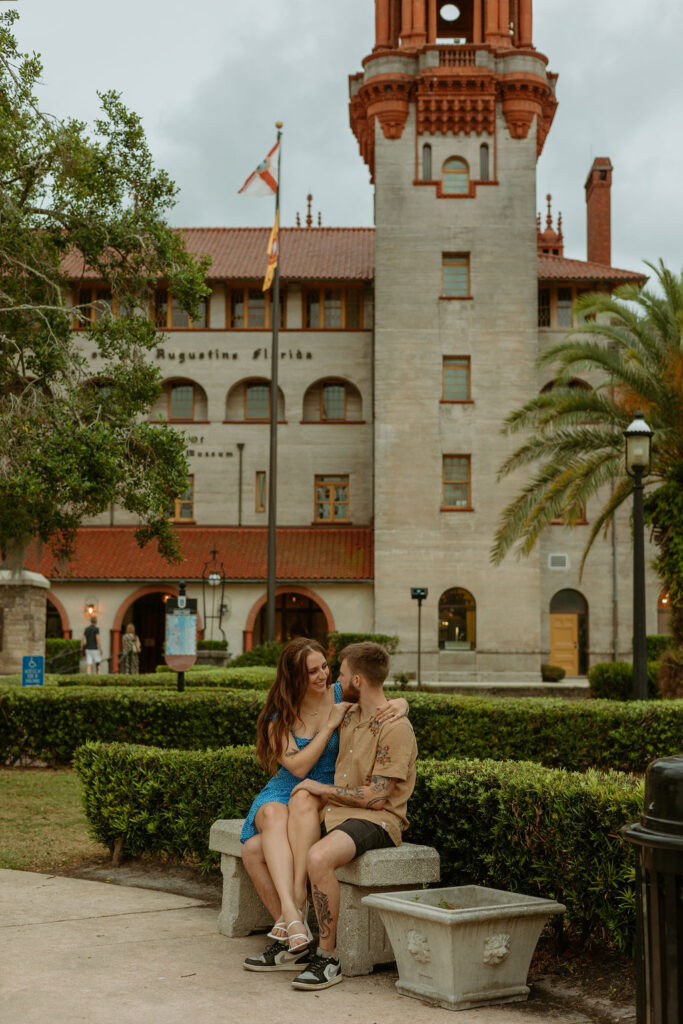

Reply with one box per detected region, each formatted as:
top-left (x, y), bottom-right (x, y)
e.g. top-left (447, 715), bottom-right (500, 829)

top-left (0, 869), bottom-right (592, 1024)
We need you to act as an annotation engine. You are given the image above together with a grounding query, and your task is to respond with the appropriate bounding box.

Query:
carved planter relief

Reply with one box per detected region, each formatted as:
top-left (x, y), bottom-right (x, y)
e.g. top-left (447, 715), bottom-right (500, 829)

top-left (362, 884), bottom-right (564, 1012)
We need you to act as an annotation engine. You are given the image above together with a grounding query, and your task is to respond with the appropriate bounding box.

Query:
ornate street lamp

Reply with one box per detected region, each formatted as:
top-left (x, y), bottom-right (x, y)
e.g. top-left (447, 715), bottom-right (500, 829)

top-left (201, 549), bottom-right (228, 645)
top-left (410, 587), bottom-right (428, 691)
top-left (624, 412), bottom-right (653, 700)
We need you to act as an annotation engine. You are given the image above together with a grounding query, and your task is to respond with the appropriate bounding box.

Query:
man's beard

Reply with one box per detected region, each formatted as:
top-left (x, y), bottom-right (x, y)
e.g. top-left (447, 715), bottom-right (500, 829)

top-left (340, 681), bottom-right (360, 703)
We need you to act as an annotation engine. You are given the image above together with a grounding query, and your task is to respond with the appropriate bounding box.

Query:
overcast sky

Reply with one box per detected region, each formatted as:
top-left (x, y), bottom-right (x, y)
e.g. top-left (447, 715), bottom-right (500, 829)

top-left (10, 0), bottom-right (682, 278)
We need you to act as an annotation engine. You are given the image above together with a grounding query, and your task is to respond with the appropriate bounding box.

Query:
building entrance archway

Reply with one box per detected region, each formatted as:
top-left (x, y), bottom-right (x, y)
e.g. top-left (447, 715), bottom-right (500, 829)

top-left (549, 589), bottom-right (589, 676)
top-left (247, 588), bottom-right (334, 650)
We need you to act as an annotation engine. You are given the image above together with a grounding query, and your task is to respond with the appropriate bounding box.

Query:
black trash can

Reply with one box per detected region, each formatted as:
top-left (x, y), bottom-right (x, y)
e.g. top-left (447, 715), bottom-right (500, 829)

top-left (622, 754), bottom-right (683, 1024)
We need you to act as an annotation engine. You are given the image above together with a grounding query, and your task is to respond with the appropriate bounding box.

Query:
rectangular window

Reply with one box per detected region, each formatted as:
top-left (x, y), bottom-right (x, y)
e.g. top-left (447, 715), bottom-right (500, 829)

top-left (245, 384), bottom-right (270, 421)
top-left (321, 383), bottom-right (346, 421)
top-left (538, 288), bottom-right (551, 327)
top-left (170, 477), bottom-right (194, 522)
top-left (169, 384), bottom-right (194, 421)
top-left (442, 456), bottom-right (471, 509)
top-left (303, 287), bottom-right (364, 329)
top-left (255, 471), bottom-right (266, 513)
top-left (557, 287), bottom-right (573, 327)
top-left (315, 475), bottom-right (349, 523)
top-left (442, 356), bottom-right (471, 402)
top-left (155, 289), bottom-right (208, 330)
top-left (73, 285), bottom-right (114, 327)
top-left (227, 286), bottom-right (286, 329)
top-left (442, 255), bottom-right (470, 298)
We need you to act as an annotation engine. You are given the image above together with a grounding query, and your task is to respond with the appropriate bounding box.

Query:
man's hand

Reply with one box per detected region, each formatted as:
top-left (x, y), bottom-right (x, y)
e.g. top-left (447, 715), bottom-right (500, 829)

top-left (291, 778), bottom-right (330, 798)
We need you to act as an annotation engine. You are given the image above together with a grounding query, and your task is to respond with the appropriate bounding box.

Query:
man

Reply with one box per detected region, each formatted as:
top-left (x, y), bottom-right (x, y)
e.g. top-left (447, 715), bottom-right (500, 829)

top-left (81, 615), bottom-right (102, 674)
top-left (287, 641), bottom-right (417, 990)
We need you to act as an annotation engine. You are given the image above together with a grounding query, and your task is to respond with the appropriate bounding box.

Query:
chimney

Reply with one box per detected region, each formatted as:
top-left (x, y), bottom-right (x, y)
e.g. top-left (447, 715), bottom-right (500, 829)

top-left (585, 158), bottom-right (613, 266)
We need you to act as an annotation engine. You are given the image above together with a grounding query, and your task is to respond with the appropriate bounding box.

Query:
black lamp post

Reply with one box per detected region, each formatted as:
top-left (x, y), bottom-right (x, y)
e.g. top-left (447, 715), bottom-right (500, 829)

top-left (624, 412), bottom-right (653, 701)
top-left (201, 549), bottom-right (227, 645)
top-left (410, 588), bottom-right (428, 690)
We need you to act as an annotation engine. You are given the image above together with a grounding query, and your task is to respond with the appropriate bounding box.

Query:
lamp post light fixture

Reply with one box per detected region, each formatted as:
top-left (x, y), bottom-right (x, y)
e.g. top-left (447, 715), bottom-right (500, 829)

top-left (410, 587), bottom-right (428, 690)
top-left (624, 412), bottom-right (654, 701)
top-left (201, 549), bottom-right (227, 645)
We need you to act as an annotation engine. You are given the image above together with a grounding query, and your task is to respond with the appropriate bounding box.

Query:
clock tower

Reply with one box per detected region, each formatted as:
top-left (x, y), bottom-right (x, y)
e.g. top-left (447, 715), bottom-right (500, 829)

top-left (350, 1), bottom-right (558, 679)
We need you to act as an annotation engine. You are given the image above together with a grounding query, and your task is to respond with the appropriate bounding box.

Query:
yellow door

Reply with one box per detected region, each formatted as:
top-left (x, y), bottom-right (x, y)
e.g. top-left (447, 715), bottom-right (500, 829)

top-left (550, 614), bottom-right (579, 676)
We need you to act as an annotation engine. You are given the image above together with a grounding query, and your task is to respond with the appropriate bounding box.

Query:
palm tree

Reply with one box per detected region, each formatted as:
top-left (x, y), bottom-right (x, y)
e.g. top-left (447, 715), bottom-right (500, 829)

top-left (490, 260), bottom-right (683, 642)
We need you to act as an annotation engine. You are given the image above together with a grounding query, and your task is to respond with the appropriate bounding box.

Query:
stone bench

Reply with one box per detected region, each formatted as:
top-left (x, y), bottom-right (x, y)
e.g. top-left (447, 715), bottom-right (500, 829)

top-left (209, 818), bottom-right (440, 976)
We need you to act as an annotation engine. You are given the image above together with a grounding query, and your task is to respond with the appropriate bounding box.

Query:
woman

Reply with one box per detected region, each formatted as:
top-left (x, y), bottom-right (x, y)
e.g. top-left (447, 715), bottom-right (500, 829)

top-left (120, 622), bottom-right (141, 674)
top-left (240, 637), bottom-right (407, 952)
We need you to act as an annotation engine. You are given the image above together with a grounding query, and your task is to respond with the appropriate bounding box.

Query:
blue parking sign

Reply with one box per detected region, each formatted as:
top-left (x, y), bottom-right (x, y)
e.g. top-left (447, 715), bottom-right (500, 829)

top-left (22, 655), bottom-right (45, 687)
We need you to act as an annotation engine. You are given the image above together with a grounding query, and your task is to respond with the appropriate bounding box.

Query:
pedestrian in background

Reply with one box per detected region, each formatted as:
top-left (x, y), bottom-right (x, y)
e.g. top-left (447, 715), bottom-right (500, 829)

top-left (81, 616), bottom-right (102, 675)
top-left (120, 622), bottom-right (141, 674)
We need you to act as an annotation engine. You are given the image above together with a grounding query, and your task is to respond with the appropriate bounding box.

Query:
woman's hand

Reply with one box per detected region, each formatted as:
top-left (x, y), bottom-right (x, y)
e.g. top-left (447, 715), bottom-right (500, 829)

top-left (326, 701), bottom-right (353, 729)
top-left (374, 697), bottom-right (409, 724)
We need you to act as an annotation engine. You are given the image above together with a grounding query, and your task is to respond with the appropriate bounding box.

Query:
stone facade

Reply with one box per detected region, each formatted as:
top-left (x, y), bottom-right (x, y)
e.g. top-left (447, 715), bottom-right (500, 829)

top-left (0, 571), bottom-right (49, 675)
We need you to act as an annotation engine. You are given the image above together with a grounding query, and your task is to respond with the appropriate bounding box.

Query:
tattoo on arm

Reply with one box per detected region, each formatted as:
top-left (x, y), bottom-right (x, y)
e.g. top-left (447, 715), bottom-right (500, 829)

top-left (312, 883), bottom-right (334, 941)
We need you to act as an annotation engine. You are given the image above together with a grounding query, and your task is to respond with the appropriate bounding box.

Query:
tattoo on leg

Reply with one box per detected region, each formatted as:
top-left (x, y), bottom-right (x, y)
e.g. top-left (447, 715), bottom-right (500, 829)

top-left (312, 883), bottom-right (334, 940)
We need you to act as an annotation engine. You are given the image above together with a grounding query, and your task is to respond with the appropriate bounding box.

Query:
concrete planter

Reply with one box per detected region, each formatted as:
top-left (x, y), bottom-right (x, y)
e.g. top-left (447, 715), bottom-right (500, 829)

top-left (361, 885), bottom-right (565, 1012)
top-left (195, 649), bottom-right (229, 667)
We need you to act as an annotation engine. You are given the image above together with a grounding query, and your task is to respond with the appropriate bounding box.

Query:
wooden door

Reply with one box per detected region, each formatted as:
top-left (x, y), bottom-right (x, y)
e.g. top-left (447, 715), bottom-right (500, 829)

top-left (549, 614), bottom-right (579, 676)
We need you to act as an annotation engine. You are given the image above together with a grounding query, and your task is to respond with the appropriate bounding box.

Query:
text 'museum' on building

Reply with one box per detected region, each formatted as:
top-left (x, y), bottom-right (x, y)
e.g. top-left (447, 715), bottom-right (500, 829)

top-left (30, 0), bottom-right (662, 680)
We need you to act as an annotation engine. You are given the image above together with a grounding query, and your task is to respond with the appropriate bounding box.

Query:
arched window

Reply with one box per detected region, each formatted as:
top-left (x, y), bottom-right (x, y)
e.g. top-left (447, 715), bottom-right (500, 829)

top-left (225, 379), bottom-right (285, 422)
top-left (302, 378), bottom-right (363, 423)
top-left (442, 158), bottom-right (469, 196)
top-left (422, 143), bottom-right (433, 181)
top-left (439, 588), bottom-right (476, 650)
top-left (153, 379), bottom-right (208, 422)
top-left (479, 143), bottom-right (489, 181)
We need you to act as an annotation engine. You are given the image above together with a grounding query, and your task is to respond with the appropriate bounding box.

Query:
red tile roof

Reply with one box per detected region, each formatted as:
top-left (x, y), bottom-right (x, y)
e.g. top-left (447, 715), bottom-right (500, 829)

top-left (26, 527), bottom-right (374, 582)
top-left (62, 228), bottom-right (376, 283)
top-left (62, 227), bottom-right (645, 287)
top-left (538, 254), bottom-right (646, 285)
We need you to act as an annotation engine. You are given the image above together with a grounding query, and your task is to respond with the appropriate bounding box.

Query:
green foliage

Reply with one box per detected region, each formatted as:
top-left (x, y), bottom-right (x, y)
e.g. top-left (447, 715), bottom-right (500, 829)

top-left (0, 12), bottom-right (210, 566)
top-left (588, 661), bottom-right (660, 701)
top-left (657, 647), bottom-right (683, 699)
top-left (74, 742), bottom-right (268, 870)
top-left (541, 664), bottom-right (566, 682)
top-left (74, 742), bottom-right (643, 950)
top-left (644, 470), bottom-right (683, 643)
top-left (4, 687), bottom-right (683, 771)
top-left (409, 759), bottom-right (642, 953)
top-left (229, 642), bottom-right (284, 667)
top-left (45, 638), bottom-right (81, 673)
top-left (491, 262), bottom-right (683, 588)
top-left (647, 634), bottom-right (675, 661)
top-left (197, 640), bottom-right (228, 651)
top-left (327, 632), bottom-right (400, 680)
top-left (56, 667), bottom-right (275, 690)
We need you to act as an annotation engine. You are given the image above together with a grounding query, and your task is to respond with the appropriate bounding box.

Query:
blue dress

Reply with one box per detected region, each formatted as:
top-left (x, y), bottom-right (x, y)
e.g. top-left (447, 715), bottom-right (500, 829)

top-left (240, 681), bottom-right (342, 843)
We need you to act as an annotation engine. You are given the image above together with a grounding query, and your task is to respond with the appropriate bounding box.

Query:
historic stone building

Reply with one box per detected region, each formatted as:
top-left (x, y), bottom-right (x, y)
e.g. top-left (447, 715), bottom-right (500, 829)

top-left (27, 0), bottom-right (663, 679)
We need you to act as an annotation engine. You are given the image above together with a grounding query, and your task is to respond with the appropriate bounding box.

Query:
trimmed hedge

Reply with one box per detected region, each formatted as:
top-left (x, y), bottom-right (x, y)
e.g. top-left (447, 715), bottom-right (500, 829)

top-left (588, 661), bottom-right (660, 700)
top-left (56, 667), bottom-right (276, 690)
top-left (327, 632), bottom-right (400, 679)
top-left (74, 741), bottom-right (643, 952)
top-left (541, 664), bottom-right (566, 683)
top-left (229, 642), bottom-right (284, 667)
top-left (3, 688), bottom-right (682, 771)
top-left (647, 634), bottom-right (675, 661)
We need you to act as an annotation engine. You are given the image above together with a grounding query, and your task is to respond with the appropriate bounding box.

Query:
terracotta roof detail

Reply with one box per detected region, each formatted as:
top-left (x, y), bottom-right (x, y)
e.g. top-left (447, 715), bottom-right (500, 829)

top-left (26, 527), bottom-right (374, 582)
top-left (537, 254), bottom-right (646, 285)
top-left (62, 228), bottom-right (376, 283)
top-left (62, 225), bottom-right (644, 288)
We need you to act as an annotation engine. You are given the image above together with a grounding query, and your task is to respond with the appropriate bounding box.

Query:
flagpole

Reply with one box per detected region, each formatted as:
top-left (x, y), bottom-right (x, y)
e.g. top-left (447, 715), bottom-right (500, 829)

top-left (266, 122), bottom-right (283, 644)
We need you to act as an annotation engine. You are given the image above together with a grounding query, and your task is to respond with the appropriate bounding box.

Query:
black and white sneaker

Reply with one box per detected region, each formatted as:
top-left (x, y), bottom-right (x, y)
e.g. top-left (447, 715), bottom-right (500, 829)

top-left (291, 951), bottom-right (342, 990)
top-left (243, 939), bottom-right (313, 972)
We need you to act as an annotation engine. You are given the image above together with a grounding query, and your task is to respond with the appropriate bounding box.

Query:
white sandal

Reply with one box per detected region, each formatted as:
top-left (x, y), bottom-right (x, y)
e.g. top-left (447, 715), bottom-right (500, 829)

top-left (267, 919), bottom-right (288, 941)
top-left (287, 916), bottom-right (313, 953)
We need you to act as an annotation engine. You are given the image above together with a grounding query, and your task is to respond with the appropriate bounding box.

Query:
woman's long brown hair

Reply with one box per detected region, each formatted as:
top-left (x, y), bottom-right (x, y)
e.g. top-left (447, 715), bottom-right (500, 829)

top-left (255, 637), bottom-right (328, 774)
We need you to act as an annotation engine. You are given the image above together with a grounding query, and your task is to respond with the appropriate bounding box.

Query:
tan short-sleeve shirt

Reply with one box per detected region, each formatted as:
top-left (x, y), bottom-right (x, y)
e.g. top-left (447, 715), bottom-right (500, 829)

top-left (324, 704), bottom-right (417, 846)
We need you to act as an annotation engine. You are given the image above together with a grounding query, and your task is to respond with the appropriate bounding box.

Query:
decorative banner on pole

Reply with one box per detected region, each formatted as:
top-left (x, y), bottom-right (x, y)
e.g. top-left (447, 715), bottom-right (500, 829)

top-left (164, 598), bottom-right (198, 673)
top-left (22, 655), bottom-right (45, 687)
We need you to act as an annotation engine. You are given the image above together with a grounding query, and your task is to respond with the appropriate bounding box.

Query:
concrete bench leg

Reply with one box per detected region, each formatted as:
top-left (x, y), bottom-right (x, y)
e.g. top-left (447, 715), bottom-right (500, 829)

top-left (217, 852), bottom-right (272, 938)
top-left (337, 882), bottom-right (423, 977)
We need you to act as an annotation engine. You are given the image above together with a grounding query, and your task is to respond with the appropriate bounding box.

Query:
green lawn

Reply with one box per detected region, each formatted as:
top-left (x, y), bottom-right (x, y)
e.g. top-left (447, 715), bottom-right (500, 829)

top-left (0, 768), bottom-right (106, 871)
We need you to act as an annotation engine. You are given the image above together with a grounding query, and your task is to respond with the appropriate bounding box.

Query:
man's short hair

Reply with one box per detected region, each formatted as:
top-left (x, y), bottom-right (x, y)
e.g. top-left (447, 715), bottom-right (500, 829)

top-left (340, 642), bottom-right (390, 688)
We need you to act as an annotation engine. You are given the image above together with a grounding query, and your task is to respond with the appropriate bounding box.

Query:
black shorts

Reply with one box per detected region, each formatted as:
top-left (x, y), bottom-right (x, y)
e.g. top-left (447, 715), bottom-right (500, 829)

top-left (324, 818), bottom-right (395, 857)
